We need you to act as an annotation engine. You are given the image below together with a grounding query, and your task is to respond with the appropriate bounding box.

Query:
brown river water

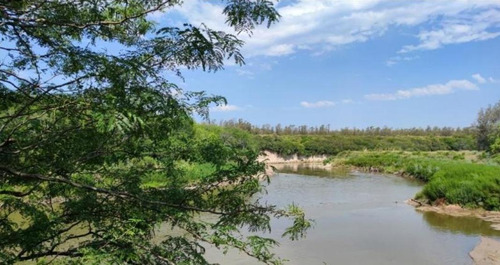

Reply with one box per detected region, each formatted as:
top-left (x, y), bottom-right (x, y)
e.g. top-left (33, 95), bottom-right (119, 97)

top-left (203, 164), bottom-right (500, 265)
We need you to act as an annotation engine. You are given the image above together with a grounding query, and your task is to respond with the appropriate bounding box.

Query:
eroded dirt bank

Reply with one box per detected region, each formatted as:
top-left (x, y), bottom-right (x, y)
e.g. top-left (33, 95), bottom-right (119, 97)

top-left (406, 200), bottom-right (500, 232)
top-left (258, 150), bottom-right (329, 164)
top-left (258, 151), bottom-right (332, 176)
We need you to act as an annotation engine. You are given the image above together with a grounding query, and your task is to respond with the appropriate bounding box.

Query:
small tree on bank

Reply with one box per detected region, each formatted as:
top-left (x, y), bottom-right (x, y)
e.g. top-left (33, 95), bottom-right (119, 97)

top-left (0, 1), bottom-right (310, 264)
top-left (475, 101), bottom-right (500, 151)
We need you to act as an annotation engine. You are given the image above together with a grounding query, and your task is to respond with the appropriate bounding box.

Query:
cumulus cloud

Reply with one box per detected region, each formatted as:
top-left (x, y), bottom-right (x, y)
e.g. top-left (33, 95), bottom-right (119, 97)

top-left (472, 73), bottom-right (487, 84)
top-left (300, 100), bottom-right (336, 108)
top-left (365, 79), bottom-right (478, 101)
top-left (162, 0), bottom-right (500, 57)
top-left (211, 104), bottom-right (241, 112)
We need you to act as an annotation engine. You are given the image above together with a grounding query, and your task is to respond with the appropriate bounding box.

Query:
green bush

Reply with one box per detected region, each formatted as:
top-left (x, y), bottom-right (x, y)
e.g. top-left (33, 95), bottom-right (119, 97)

top-left (422, 164), bottom-right (500, 210)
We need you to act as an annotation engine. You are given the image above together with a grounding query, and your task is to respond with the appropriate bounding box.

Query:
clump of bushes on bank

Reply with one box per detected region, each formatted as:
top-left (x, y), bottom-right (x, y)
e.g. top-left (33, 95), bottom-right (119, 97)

top-left (330, 151), bottom-right (500, 210)
top-left (422, 163), bottom-right (500, 210)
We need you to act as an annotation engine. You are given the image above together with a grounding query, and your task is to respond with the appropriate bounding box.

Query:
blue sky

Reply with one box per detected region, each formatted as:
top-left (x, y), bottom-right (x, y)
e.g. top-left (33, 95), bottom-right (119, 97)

top-left (160, 1), bottom-right (500, 128)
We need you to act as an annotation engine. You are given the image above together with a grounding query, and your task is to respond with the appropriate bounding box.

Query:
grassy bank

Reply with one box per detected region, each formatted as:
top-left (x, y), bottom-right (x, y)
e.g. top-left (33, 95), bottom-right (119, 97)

top-left (328, 151), bottom-right (500, 211)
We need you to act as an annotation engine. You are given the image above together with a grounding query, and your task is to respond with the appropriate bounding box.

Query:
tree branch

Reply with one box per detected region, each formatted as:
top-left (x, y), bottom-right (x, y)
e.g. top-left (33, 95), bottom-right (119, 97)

top-left (18, 250), bottom-right (82, 261)
top-left (0, 166), bottom-right (228, 215)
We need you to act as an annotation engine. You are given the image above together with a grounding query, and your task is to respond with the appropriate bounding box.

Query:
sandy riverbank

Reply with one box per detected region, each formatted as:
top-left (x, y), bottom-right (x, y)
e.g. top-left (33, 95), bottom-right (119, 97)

top-left (258, 151), bottom-right (332, 175)
top-left (406, 200), bottom-right (500, 232)
top-left (258, 150), bottom-right (329, 164)
top-left (470, 237), bottom-right (500, 265)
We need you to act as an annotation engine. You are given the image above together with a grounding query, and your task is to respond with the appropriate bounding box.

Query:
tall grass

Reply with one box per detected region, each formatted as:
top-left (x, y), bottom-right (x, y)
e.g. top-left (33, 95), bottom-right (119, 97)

top-left (422, 164), bottom-right (500, 210)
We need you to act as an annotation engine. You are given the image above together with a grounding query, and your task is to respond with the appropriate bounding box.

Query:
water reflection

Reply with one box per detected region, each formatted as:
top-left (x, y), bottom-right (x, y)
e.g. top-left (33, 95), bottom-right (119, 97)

top-left (273, 163), bottom-right (351, 178)
top-left (421, 211), bottom-right (500, 237)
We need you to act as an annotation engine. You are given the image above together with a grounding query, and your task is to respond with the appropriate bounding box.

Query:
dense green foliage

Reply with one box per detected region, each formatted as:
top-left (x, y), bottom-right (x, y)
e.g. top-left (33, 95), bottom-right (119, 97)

top-left (205, 120), bottom-right (476, 156)
top-left (330, 151), bottom-right (500, 210)
top-left (475, 101), bottom-right (500, 151)
top-left (0, 1), bottom-right (311, 264)
top-left (255, 134), bottom-right (475, 156)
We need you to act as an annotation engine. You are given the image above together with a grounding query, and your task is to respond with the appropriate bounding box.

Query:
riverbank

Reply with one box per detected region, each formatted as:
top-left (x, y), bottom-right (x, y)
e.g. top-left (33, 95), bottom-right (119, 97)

top-left (260, 150), bottom-right (500, 219)
top-left (258, 150), bottom-right (331, 175)
top-left (470, 237), bottom-right (500, 265)
top-left (328, 151), bottom-right (500, 209)
top-left (406, 199), bottom-right (500, 231)
top-left (328, 150), bottom-right (500, 232)
top-left (258, 150), bottom-right (329, 164)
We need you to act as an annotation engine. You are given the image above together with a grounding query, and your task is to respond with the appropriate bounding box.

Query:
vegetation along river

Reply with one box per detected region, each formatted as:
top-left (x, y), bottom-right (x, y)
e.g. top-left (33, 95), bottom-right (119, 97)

top-left (205, 164), bottom-right (500, 265)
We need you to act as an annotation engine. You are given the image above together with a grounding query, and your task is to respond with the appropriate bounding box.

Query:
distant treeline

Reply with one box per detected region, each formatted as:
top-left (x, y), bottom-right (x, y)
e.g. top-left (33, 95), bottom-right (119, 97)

top-left (210, 119), bottom-right (474, 137)
top-left (198, 120), bottom-right (476, 156)
top-left (254, 134), bottom-right (475, 156)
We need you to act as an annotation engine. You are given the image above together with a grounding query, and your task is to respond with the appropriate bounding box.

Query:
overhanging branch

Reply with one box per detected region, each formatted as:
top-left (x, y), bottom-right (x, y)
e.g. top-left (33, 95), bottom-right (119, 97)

top-left (0, 166), bottom-right (228, 215)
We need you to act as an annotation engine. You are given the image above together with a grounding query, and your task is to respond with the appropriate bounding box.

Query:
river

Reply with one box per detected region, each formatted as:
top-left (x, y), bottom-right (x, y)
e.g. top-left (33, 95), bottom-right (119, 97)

top-left (205, 164), bottom-right (500, 265)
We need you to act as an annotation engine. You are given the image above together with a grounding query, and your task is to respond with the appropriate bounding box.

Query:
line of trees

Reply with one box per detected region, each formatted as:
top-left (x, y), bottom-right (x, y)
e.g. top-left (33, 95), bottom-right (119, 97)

top-left (205, 99), bottom-right (500, 156)
top-left (197, 124), bottom-right (476, 157)
top-left (209, 119), bottom-right (474, 136)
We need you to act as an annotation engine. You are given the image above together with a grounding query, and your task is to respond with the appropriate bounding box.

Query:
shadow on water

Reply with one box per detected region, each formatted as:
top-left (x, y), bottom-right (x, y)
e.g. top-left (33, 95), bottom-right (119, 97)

top-left (421, 211), bottom-right (500, 237)
top-left (273, 163), bottom-right (352, 178)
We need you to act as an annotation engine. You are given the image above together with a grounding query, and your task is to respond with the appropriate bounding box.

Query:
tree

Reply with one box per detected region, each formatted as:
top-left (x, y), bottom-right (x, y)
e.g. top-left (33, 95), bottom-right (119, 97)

top-left (0, 1), bottom-right (310, 264)
top-left (475, 101), bottom-right (500, 151)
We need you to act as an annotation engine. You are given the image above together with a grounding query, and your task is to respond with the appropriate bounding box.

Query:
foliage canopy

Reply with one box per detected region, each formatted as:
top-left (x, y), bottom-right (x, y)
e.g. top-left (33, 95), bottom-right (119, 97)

top-left (0, 1), bottom-right (310, 264)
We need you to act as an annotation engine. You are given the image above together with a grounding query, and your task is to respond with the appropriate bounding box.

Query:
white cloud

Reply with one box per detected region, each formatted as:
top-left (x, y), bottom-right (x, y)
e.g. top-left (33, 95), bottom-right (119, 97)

top-left (489, 77), bottom-right (497, 83)
top-left (341, 99), bottom-right (354, 104)
top-left (211, 104), bottom-right (241, 112)
top-left (162, 0), bottom-right (500, 57)
top-left (399, 11), bottom-right (500, 53)
top-left (235, 69), bottom-right (254, 78)
top-left (300, 100), bottom-right (336, 108)
top-left (472, 73), bottom-right (487, 84)
top-left (386, 56), bottom-right (419, 66)
top-left (266, 44), bottom-right (296, 56)
top-left (365, 79), bottom-right (478, 101)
